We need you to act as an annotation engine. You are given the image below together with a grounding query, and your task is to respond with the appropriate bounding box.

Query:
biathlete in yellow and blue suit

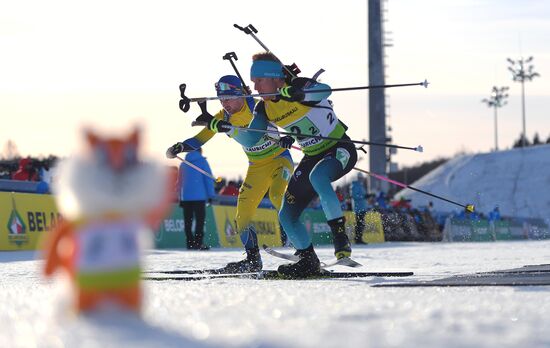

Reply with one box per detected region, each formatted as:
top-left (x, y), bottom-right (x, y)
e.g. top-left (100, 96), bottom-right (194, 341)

top-left (211, 53), bottom-right (358, 278)
top-left (166, 75), bottom-right (293, 272)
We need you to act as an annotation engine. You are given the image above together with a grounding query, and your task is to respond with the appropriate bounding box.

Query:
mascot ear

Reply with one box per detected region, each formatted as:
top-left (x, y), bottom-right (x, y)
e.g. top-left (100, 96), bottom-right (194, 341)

top-left (85, 128), bottom-right (100, 148)
top-left (128, 127), bottom-right (140, 147)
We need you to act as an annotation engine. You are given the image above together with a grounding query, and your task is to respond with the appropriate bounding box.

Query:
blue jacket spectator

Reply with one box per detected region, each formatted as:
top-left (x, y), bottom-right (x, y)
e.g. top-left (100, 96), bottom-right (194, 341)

top-left (488, 206), bottom-right (501, 221)
top-left (376, 191), bottom-right (389, 210)
top-left (350, 175), bottom-right (368, 212)
top-left (179, 150), bottom-right (216, 202)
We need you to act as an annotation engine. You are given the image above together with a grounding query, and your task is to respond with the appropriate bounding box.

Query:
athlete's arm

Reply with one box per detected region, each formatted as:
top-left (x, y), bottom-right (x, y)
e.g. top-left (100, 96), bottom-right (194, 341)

top-left (234, 101), bottom-right (270, 147)
top-left (290, 77), bottom-right (332, 103)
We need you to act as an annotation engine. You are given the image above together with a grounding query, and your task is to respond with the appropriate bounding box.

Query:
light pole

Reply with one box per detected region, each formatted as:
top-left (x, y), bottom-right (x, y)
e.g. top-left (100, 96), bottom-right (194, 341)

top-left (507, 56), bottom-right (540, 147)
top-left (482, 86), bottom-right (509, 151)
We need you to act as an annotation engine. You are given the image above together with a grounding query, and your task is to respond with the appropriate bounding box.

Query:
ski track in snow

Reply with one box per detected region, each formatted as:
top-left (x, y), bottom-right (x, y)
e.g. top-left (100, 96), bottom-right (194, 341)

top-left (1, 241), bottom-right (550, 348)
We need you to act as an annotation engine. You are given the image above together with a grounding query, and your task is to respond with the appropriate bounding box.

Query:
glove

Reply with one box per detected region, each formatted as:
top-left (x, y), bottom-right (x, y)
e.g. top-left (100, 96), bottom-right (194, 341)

top-left (194, 112), bottom-right (232, 133)
top-left (208, 118), bottom-right (233, 133)
top-left (166, 143), bottom-right (183, 159)
top-left (279, 86), bottom-right (305, 102)
top-left (166, 142), bottom-right (196, 158)
top-left (278, 136), bottom-right (295, 149)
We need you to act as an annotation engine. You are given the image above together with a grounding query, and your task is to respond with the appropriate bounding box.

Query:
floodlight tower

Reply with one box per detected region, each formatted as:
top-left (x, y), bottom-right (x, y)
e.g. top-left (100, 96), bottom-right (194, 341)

top-left (507, 56), bottom-right (540, 147)
top-left (482, 86), bottom-right (509, 151)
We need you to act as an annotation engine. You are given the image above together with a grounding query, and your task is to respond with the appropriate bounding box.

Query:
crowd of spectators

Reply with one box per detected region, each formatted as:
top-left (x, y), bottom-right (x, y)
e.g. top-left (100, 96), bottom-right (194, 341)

top-left (6, 156), bottom-right (501, 243)
top-left (0, 156), bottom-right (58, 193)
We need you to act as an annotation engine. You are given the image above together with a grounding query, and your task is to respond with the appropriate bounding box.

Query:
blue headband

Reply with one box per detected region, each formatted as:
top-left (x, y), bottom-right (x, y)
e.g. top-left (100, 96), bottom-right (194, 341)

top-left (250, 60), bottom-right (285, 79)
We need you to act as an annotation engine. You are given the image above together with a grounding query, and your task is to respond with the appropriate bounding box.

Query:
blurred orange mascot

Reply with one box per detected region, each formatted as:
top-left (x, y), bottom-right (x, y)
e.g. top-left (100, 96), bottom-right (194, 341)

top-left (43, 128), bottom-right (172, 313)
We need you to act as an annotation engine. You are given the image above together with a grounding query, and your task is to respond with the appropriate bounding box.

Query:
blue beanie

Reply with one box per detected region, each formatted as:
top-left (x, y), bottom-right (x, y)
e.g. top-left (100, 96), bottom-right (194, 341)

top-left (215, 75), bottom-right (245, 96)
top-left (250, 60), bottom-right (285, 79)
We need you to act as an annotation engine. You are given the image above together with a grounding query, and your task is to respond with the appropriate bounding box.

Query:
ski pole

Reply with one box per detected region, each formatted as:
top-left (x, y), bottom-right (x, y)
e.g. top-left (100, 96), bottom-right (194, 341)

top-left (179, 83), bottom-right (191, 113)
top-left (175, 155), bottom-right (222, 183)
top-left (192, 121), bottom-right (423, 152)
top-left (183, 80), bottom-right (428, 104)
top-left (352, 167), bottom-right (475, 212)
top-left (233, 23), bottom-right (297, 79)
top-left (278, 142), bottom-right (471, 212)
top-left (222, 52), bottom-right (252, 95)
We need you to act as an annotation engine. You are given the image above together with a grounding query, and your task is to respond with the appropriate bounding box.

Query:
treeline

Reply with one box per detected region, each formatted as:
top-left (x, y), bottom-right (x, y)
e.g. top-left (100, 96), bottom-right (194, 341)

top-left (512, 132), bottom-right (550, 148)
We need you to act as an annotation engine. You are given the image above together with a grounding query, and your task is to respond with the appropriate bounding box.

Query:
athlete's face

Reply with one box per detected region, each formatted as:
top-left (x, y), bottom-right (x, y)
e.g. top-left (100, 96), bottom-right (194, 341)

top-left (251, 77), bottom-right (285, 100)
top-left (220, 97), bottom-right (244, 115)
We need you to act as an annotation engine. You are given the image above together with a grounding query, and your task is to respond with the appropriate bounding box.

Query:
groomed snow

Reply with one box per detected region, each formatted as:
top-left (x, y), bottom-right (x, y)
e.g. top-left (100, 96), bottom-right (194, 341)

top-left (1, 241), bottom-right (549, 348)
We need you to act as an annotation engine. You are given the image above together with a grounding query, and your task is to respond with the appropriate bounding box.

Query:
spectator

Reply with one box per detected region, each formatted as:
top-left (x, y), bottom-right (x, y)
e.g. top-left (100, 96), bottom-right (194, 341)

top-left (219, 180), bottom-right (240, 196)
top-left (376, 191), bottom-right (389, 210)
top-left (178, 148), bottom-right (215, 250)
top-left (350, 173), bottom-right (368, 244)
top-left (391, 196), bottom-right (412, 211)
top-left (11, 158), bottom-right (39, 181)
top-left (424, 201), bottom-right (434, 214)
top-left (335, 186), bottom-right (346, 211)
top-left (488, 206), bottom-right (501, 222)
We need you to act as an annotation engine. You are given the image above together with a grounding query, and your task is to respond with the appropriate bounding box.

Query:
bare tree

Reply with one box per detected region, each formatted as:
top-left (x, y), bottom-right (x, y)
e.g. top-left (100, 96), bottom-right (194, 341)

top-left (2, 140), bottom-right (20, 160)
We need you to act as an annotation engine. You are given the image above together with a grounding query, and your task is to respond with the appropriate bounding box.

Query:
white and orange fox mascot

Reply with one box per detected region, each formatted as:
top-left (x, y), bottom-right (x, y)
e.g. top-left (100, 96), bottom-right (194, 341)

top-left (43, 128), bottom-right (171, 313)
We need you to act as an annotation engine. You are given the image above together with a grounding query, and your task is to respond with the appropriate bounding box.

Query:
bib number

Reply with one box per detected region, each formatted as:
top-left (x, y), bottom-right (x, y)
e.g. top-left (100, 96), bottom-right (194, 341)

top-left (288, 118), bottom-right (320, 140)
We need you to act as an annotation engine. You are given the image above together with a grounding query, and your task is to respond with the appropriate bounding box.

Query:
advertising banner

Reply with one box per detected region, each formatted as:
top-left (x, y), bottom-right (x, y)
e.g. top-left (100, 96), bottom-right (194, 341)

top-left (301, 210), bottom-right (385, 245)
top-left (212, 205), bottom-right (282, 248)
top-left (154, 204), bottom-right (219, 249)
top-left (471, 220), bottom-right (493, 241)
top-left (0, 192), bottom-right (60, 251)
top-left (444, 217), bottom-right (549, 242)
top-left (361, 211), bottom-right (386, 243)
top-left (444, 218), bottom-right (472, 242)
top-left (494, 220), bottom-right (512, 240)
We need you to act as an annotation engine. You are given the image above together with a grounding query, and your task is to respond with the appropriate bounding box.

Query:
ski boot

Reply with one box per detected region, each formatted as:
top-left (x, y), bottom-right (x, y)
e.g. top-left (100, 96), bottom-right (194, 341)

top-left (223, 247), bottom-right (262, 273)
top-left (277, 244), bottom-right (321, 279)
top-left (328, 217), bottom-right (352, 259)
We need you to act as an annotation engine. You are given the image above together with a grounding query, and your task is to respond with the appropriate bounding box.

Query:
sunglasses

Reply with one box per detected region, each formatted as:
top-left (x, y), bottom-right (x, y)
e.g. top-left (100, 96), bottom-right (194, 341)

top-left (215, 82), bottom-right (241, 91)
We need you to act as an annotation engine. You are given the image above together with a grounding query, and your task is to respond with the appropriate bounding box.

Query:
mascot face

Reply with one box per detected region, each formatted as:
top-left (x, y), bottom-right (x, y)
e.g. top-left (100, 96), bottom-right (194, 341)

top-left (86, 129), bottom-right (139, 173)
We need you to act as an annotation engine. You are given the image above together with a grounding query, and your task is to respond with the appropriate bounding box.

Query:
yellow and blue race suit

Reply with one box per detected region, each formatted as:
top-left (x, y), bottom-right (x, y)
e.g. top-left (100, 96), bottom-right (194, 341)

top-left (182, 98), bottom-right (293, 249)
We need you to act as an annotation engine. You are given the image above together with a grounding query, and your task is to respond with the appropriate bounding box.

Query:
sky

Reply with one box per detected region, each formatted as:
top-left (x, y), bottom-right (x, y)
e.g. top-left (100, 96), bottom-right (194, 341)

top-left (1, 0), bottom-right (549, 180)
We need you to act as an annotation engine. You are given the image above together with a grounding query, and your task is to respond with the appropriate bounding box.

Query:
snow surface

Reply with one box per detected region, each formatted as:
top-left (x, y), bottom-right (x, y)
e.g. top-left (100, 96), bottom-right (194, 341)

top-left (1, 242), bottom-right (550, 348)
top-left (395, 144), bottom-right (550, 220)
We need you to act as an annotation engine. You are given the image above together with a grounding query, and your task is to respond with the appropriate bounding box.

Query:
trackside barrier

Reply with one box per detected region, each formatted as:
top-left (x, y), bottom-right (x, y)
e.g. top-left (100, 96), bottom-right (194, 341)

top-left (154, 205), bottom-right (385, 249)
top-left (442, 217), bottom-right (550, 242)
top-left (0, 192), bottom-right (60, 250)
top-left (0, 191), bottom-right (384, 250)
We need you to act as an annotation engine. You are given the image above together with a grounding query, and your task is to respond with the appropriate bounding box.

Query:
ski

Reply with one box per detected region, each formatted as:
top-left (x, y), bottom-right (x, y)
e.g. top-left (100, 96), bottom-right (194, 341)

top-left (262, 245), bottom-right (363, 268)
top-left (144, 246), bottom-right (362, 276)
top-left (143, 268), bottom-right (232, 275)
top-left (143, 269), bottom-right (414, 281)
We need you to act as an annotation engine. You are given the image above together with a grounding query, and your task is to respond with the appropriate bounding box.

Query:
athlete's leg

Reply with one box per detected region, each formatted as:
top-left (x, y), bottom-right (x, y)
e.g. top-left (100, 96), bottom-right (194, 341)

top-left (309, 144), bottom-right (358, 220)
top-left (267, 156), bottom-right (293, 211)
top-left (308, 141), bottom-right (358, 258)
top-left (277, 156), bottom-right (323, 277)
top-left (225, 162), bottom-right (272, 272)
top-left (278, 156), bottom-right (318, 250)
top-left (235, 162), bottom-right (273, 249)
